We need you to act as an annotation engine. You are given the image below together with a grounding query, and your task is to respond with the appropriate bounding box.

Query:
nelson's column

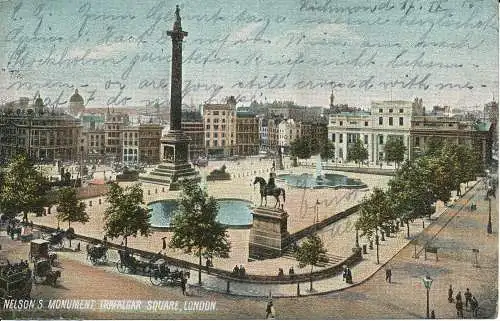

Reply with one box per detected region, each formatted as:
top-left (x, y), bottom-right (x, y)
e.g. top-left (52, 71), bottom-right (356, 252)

top-left (140, 5), bottom-right (200, 190)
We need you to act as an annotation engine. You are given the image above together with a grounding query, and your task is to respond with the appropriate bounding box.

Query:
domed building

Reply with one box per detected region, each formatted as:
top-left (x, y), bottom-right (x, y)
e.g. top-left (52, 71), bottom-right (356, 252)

top-left (69, 89), bottom-right (85, 116)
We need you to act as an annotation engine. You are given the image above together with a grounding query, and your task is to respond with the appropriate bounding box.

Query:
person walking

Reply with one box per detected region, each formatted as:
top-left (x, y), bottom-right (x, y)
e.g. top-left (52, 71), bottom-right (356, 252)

top-left (346, 268), bottom-right (353, 284)
top-left (385, 267), bottom-right (392, 283)
top-left (430, 310), bottom-right (435, 319)
top-left (471, 296), bottom-right (479, 317)
top-left (180, 274), bottom-right (187, 296)
top-left (464, 288), bottom-right (472, 310)
top-left (265, 300), bottom-right (274, 319)
top-left (456, 298), bottom-right (464, 318)
top-left (448, 285), bottom-right (454, 303)
top-left (456, 291), bottom-right (462, 304)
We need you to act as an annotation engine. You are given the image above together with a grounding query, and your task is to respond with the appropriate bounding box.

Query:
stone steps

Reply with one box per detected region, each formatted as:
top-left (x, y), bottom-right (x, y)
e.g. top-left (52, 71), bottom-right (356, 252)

top-left (281, 247), bottom-right (345, 268)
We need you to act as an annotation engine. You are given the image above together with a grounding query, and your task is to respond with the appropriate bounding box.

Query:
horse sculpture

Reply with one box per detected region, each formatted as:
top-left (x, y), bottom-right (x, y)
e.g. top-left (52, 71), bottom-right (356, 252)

top-left (253, 176), bottom-right (286, 208)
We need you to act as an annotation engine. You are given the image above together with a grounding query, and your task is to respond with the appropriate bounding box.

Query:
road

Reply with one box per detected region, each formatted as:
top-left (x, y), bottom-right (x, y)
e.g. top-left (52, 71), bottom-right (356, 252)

top-left (1, 179), bottom-right (497, 319)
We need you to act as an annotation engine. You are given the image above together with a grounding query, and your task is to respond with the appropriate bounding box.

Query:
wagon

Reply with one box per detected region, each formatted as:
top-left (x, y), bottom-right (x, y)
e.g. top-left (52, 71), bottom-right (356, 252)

top-left (0, 259), bottom-right (32, 300)
top-left (87, 244), bottom-right (108, 265)
top-left (29, 239), bottom-right (58, 267)
top-left (33, 258), bottom-right (61, 287)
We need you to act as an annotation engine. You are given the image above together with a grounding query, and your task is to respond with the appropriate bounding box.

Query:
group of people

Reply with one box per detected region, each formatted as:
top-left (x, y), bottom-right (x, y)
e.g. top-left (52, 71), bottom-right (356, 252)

top-left (277, 267), bottom-right (295, 278)
top-left (342, 266), bottom-right (353, 284)
top-left (449, 285), bottom-right (479, 318)
top-left (232, 264), bottom-right (246, 277)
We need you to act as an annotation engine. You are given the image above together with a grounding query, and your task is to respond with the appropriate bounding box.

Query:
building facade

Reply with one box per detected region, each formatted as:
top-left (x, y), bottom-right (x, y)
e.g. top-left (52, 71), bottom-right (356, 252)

top-left (203, 98), bottom-right (237, 157)
top-left (236, 111), bottom-right (259, 156)
top-left (138, 123), bottom-right (162, 164)
top-left (0, 97), bottom-right (82, 163)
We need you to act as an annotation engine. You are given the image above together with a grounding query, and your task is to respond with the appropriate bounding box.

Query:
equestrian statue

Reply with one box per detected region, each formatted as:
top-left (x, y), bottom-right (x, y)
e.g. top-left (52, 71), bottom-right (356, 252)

top-left (253, 172), bottom-right (286, 208)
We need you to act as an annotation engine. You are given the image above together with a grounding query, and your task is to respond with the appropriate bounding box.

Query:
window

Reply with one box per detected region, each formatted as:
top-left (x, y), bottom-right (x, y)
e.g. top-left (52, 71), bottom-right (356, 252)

top-left (205, 125), bottom-right (210, 130)
top-left (379, 117), bottom-right (383, 125)
top-left (339, 134), bottom-right (343, 143)
top-left (364, 135), bottom-right (368, 144)
top-left (222, 119), bottom-right (225, 123)
top-left (331, 133), bottom-right (335, 142)
top-left (415, 137), bottom-right (420, 146)
top-left (364, 121), bottom-right (368, 126)
top-left (213, 111), bottom-right (219, 116)
top-left (399, 117), bottom-right (404, 126)
top-left (389, 117), bottom-right (393, 126)
top-left (206, 132), bottom-right (210, 138)
top-left (379, 108), bottom-right (383, 113)
top-left (214, 125), bottom-right (219, 130)
top-left (214, 133), bottom-right (218, 138)
top-left (389, 109), bottom-right (393, 113)
top-left (399, 109), bottom-right (404, 113)
top-left (379, 135), bottom-right (384, 144)
top-left (339, 121), bottom-right (343, 126)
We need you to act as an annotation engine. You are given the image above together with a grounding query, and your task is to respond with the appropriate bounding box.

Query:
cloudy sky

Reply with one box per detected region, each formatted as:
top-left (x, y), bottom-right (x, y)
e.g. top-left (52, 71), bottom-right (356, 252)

top-left (0, 0), bottom-right (498, 110)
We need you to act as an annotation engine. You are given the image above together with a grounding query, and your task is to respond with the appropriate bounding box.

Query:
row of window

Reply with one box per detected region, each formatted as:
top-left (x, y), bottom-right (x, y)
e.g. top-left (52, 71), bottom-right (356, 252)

top-left (379, 117), bottom-right (404, 126)
top-left (379, 108), bottom-right (404, 113)
top-left (205, 132), bottom-right (234, 138)
top-left (206, 111), bottom-right (234, 116)
top-left (205, 140), bottom-right (235, 147)
top-left (331, 134), bottom-right (399, 145)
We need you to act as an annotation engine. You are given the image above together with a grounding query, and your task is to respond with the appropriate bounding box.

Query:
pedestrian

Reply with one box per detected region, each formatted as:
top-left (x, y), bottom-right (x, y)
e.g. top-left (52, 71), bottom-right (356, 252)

top-left (471, 296), bottom-right (479, 317)
top-left (456, 299), bottom-right (464, 318)
top-left (385, 267), bottom-right (392, 283)
top-left (289, 266), bottom-right (295, 278)
top-left (342, 265), bottom-right (348, 282)
top-left (277, 268), bottom-right (284, 277)
top-left (180, 274), bottom-right (187, 296)
top-left (430, 310), bottom-right (435, 319)
top-left (456, 291), bottom-right (462, 304)
top-left (448, 285), bottom-right (454, 303)
top-left (265, 300), bottom-right (274, 319)
top-left (464, 288), bottom-right (472, 310)
top-left (232, 265), bottom-right (239, 276)
top-left (272, 160), bottom-right (275, 172)
top-left (239, 264), bottom-right (246, 277)
top-left (346, 268), bottom-right (353, 284)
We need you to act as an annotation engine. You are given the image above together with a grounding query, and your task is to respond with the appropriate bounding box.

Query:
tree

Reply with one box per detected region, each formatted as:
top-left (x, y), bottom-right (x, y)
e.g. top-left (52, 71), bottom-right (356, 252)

top-left (388, 161), bottom-right (435, 238)
top-left (295, 234), bottom-right (328, 292)
top-left (384, 137), bottom-right (407, 168)
top-left (103, 182), bottom-right (151, 247)
top-left (169, 181), bottom-right (231, 285)
top-left (356, 188), bottom-right (394, 264)
top-left (0, 154), bottom-right (48, 222)
top-left (56, 187), bottom-right (89, 246)
top-left (290, 137), bottom-right (312, 160)
top-left (319, 139), bottom-right (335, 161)
top-left (347, 139), bottom-right (368, 167)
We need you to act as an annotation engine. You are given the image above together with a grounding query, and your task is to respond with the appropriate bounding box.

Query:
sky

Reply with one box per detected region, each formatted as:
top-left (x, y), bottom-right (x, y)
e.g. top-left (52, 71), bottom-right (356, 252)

top-left (0, 0), bottom-right (498, 110)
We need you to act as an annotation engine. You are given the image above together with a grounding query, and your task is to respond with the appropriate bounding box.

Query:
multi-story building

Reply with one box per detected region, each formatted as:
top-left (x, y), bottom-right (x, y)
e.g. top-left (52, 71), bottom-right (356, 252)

top-left (122, 126), bottom-right (139, 164)
top-left (278, 118), bottom-right (302, 154)
top-left (104, 111), bottom-right (129, 163)
top-left (138, 123), bottom-right (162, 164)
top-left (235, 110), bottom-right (259, 156)
top-left (410, 116), bottom-right (493, 164)
top-left (80, 114), bottom-right (106, 163)
top-left (266, 117), bottom-right (282, 153)
top-left (258, 117), bottom-right (268, 152)
top-left (203, 97), bottom-right (237, 157)
top-left (328, 98), bottom-right (424, 163)
top-left (181, 111), bottom-right (205, 160)
top-left (0, 96), bottom-right (82, 163)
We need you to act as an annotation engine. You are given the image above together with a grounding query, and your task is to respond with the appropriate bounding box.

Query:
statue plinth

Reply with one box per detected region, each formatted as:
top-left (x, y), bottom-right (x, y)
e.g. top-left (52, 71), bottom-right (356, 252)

top-left (249, 206), bottom-right (290, 261)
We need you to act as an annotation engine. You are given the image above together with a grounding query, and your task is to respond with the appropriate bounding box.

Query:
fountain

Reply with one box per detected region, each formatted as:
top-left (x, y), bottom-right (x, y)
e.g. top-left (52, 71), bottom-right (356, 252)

top-left (276, 154), bottom-right (367, 189)
top-left (316, 154), bottom-right (325, 181)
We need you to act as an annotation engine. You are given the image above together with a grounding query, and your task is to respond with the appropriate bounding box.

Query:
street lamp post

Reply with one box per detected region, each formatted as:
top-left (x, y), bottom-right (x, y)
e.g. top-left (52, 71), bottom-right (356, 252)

top-left (487, 196), bottom-right (492, 234)
top-left (422, 274), bottom-right (433, 319)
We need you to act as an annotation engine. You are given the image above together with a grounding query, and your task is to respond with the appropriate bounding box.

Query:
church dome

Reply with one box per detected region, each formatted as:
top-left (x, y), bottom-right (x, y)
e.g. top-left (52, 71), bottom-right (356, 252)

top-left (70, 89), bottom-right (84, 103)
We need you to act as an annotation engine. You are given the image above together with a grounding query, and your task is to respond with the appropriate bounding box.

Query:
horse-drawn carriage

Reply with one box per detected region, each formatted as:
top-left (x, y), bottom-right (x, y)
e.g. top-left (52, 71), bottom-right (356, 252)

top-left (29, 239), bottom-right (58, 267)
top-left (41, 230), bottom-right (67, 249)
top-left (0, 258), bottom-right (32, 300)
top-left (86, 243), bottom-right (108, 265)
top-left (149, 258), bottom-right (188, 286)
top-left (33, 258), bottom-right (61, 287)
top-left (116, 249), bottom-right (158, 275)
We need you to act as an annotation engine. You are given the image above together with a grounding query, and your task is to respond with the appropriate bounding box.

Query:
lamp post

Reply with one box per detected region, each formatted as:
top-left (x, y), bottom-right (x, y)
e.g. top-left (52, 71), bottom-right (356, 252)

top-left (422, 274), bottom-right (433, 318)
top-left (487, 195), bottom-right (492, 234)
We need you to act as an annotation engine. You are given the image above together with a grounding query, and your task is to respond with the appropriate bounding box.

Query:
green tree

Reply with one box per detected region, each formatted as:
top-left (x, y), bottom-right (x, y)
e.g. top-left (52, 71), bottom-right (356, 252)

top-left (290, 137), bottom-right (312, 160)
top-left (169, 182), bottom-right (231, 285)
top-left (0, 154), bottom-right (48, 222)
top-left (388, 161), bottom-right (435, 238)
top-left (347, 139), bottom-right (368, 167)
top-left (295, 234), bottom-right (328, 292)
top-left (56, 187), bottom-right (89, 246)
top-left (425, 137), bottom-right (444, 156)
top-left (319, 139), bottom-right (335, 161)
top-left (384, 137), bottom-right (407, 168)
top-left (356, 188), bottom-right (394, 264)
top-left (103, 182), bottom-right (151, 247)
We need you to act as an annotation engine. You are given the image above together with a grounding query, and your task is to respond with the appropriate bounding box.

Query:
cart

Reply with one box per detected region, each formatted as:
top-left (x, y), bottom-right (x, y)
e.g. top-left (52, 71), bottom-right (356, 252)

top-left (0, 258), bottom-right (32, 300)
top-left (30, 239), bottom-right (58, 267)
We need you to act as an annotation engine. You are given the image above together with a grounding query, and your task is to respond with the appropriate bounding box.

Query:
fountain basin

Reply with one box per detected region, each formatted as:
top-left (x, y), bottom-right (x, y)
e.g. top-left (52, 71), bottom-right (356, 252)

top-left (148, 198), bottom-right (253, 230)
top-left (276, 173), bottom-right (367, 189)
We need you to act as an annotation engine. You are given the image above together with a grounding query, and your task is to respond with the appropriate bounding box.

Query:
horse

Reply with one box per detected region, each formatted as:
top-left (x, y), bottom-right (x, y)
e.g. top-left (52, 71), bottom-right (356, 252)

top-left (253, 176), bottom-right (286, 208)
